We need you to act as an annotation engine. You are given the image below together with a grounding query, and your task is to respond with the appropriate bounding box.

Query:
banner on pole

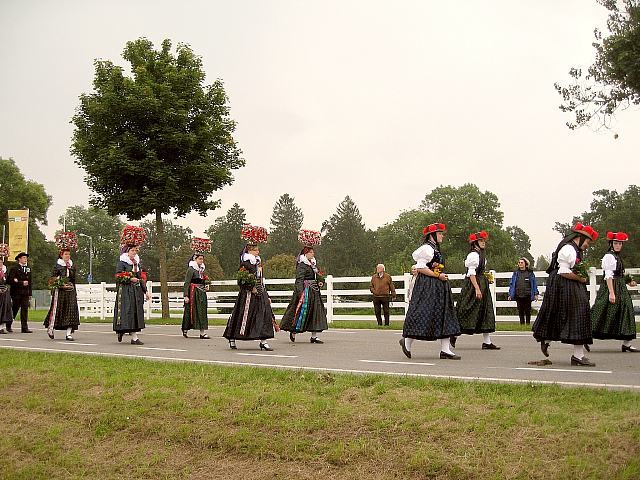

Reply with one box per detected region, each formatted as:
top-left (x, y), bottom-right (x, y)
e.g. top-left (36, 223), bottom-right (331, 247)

top-left (8, 209), bottom-right (29, 260)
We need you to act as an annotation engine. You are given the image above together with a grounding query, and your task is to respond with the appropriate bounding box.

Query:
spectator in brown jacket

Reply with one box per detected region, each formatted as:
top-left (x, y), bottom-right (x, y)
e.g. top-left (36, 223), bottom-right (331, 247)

top-left (370, 264), bottom-right (396, 326)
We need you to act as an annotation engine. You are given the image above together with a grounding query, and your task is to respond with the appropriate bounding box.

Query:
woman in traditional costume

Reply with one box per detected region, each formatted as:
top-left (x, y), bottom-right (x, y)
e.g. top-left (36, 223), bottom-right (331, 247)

top-left (453, 230), bottom-right (500, 350)
top-left (224, 225), bottom-right (276, 350)
top-left (280, 229), bottom-right (328, 344)
top-left (113, 225), bottom-right (150, 345)
top-left (399, 223), bottom-right (461, 360)
top-left (44, 232), bottom-right (80, 340)
top-left (591, 231), bottom-right (638, 352)
top-left (533, 222), bottom-right (598, 366)
top-left (182, 237), bottom-right (212, 339)
top-left (0, 245), bottom-right (12, 334)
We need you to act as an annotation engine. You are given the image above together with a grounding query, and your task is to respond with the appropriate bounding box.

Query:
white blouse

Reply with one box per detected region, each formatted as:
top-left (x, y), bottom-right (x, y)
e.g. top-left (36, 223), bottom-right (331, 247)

top-left (557, 244), bottom-right (577, 274)
top-left (601, 253), bottom-right (617, 280)
top-left (464, 251), bottom-right (486, 277)
top-left (412, 244), bottom-right (435, 269)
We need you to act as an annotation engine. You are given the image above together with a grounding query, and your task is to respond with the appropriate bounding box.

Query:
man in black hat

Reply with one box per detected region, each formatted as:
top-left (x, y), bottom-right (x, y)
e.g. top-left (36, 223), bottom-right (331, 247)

top-left (7, 252), bottom-right (32, 333)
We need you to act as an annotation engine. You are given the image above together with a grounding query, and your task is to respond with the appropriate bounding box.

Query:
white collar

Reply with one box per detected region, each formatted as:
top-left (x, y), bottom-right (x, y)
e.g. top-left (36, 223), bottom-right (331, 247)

top-left (1, 265), bottom-right (5, 274)
top-left (189, 260), bottom-right (205, 271)
top-left (298, 254), bottom-right (316, 266)
top-left (120, 253), bottom-right (141, 265)
top-left (243, 253), bottom-right (260, 265)
top-left (57, 258), bottom-right (73, 267)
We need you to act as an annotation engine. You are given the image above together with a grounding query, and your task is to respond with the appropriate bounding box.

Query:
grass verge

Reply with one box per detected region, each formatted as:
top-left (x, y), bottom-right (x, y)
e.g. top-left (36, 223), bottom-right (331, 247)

top-left (0, 350), bottom-right (639, 479)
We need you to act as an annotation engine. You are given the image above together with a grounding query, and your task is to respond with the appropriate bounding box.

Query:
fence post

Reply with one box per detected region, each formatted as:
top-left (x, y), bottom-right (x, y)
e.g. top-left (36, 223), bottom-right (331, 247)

top-left (146, 281), bottom-right (153, 320)
top-left (100, 282), bottom-right (106, 320)
top-left (588, 267), bottom-right (597, 306)
top-left (489, 270), bottom-right (497, 319)
top-left (326, 275), bottom-right (334, 324)
top-left (403, 272), bottom-right (411, 315)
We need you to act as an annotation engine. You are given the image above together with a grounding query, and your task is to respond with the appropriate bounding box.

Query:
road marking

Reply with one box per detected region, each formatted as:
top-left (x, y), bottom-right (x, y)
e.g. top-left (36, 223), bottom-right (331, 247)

top-left (360, 360), bottom-right (435, 366)
top-left (515, 367), bottom-right (612, 374)
top-left (138, 347), bottom-right (188, 352)
top-left (54, 342), bottom-right (97, 346)
top-left (236, 353), bottom-right (298, 358)
top-left (0, 338), bottom-right (27, 342)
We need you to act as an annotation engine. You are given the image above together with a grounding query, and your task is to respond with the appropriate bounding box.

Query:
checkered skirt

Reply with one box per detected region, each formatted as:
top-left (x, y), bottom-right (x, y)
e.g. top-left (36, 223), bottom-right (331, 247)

top-left (591, 277), bottom-right (636, 341)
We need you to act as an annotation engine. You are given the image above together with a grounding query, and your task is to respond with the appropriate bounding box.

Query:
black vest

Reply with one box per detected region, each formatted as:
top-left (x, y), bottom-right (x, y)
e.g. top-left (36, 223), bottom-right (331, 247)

top-left (425, 241), bottom-right (445, 269)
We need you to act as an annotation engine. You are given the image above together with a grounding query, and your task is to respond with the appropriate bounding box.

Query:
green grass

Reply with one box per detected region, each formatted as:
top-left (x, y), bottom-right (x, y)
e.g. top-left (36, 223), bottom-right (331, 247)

top-left (0, 350), bottom-right (638, 479)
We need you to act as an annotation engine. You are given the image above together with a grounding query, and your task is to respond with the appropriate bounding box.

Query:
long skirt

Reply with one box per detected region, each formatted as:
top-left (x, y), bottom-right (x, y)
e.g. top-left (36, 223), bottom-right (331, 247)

top-left (0, 287), bottom-right (12, 324)
top-left (113, 283), bottom-right (145, 333)
top-left (224, 286), bottom-right (275, 341)
top-left (591, 277), bottom-right (636, 341)
top-left (456, 275), bottom-right (496, 334)
top-left (403, 274), bottom-right (460, 340)
top-left (182, 284), bottom-right (209, 331)
top-left (280, 280), bottom-right (328, 333)
top-left (44, 286), bottom-right (80, 331)
top-left (533, 271), bottom-right (592, 345)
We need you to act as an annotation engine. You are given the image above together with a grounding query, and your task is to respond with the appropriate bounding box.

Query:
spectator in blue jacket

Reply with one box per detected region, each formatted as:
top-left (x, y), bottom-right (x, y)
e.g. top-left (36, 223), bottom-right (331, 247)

top-left (508, 257), bottom-right (539, 325)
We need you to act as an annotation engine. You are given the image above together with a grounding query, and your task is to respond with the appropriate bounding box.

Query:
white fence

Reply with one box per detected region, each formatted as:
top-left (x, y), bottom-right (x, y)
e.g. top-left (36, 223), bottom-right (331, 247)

top-left (76, 268), bottom-right (640, 322)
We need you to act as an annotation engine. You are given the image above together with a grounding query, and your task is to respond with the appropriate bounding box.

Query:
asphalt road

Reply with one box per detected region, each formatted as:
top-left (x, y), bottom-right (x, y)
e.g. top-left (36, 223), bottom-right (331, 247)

top-left (1, 323), bottom-right (639, 391)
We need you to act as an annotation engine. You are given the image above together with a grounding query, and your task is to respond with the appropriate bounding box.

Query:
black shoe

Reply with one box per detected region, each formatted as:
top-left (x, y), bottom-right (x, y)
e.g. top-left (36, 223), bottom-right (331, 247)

top-left (440, 351), bottom-right (461, 360)
top-left (584, 343), bottom-right (591, 352)
top-left (47, 331), bottom-right (54, 339)
top-left (259, 343), bottom-right (273, 351)
top-left (289, 332), bottom-right (296, 343)
top-left (131, 339), bottom-right (144, 345)
top-left (182, 330), bottom-right (188, 338)
top-left (6, 326), bottom-right (13, 333)
top-left (0, 329), bottom-right (7, 334)
top-left (450, 335), bottom-right (457, 348)
top-left (541, 341), bottom-right (550, 357)
top-left (199, 334), bottom-right (210, 339)
top-left (399, 338), bottom-right (411, 359)
top-left (482, 343), bottom-right (500, 350)
top-left (571, 355), bottom-right (595, 367)
top-left (229, 340), bottom-right (237, 350)
top-left (21, 329), bottom-right (33, 333)
top-left (65, 335), bottom-right (74, 341)
top-left (117, 332), bottom-right (123, 343)
top-left (622, 345), bottom-right (639, 352)
top-left (310, 337), bottom-right (324, 344)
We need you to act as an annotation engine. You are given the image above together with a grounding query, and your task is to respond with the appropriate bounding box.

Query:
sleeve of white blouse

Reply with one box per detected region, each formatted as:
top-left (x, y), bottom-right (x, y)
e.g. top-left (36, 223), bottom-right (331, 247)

top-left (465, 252), bottom-right (480, 277)
top-left (601, 253), bottom-right (617, 280)
top-left (412, 245), bottom-right (434, 269)
top-left (557, 245), bottom-right (577, 274)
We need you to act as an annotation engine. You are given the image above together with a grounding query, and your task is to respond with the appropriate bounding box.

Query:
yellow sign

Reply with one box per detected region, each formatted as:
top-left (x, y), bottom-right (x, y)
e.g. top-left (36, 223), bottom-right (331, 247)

top-left (8, 209), bottom-right (29, 260)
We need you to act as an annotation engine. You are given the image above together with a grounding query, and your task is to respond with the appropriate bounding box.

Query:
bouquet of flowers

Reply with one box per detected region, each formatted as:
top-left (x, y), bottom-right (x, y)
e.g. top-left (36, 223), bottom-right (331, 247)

top-left (191, 237), bottom-right (212, 254)
top-left (572, 258), bottom-right (589, 280)
top-left (116, 271), bottom-right (134, 284)
top-left (316, 269), bottom-right (326, 285)
top-left (432, 263), bottom-right (445, 276)
top-left (120, 225), bottom-right (147, 247)
top-left (298, 229), bottom-right (322, 246)
top-left (624, 273), bottom-right (636, 285)
top-left (483, 271), bottom-right (495, 284)
top-left (0, 243), bottom-right (10, 258)
top-left (241, 225), bottom-right (268, 244)
top-left (47, 276), bottom-right (70, 291)
top-left (55, 231), bottom-right (78, 251)
top-left (201, 274), bottom-right (212, 286)
top-left (236, 267), bottom-right (257, 289)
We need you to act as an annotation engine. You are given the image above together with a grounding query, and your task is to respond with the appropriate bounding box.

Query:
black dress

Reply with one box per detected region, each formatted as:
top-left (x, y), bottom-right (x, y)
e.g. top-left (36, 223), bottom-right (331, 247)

top-left (0, 270), bottom-right (12, 324)
top-left (456, 251), bottom-right (496, 334)
top-left (533, 242), bottom-right (592, 345)
top-left (280, 262), bottom-right (328, 333)
top-left (44, 263), bottom-right (80, 332)
top-left (223, 260), bottom-right (275, 341)
top-left (181, 267), bottom-right (209, 332)
top-left (402, 243), bottom-right (460, 340)
top-left (113, 260), bottom-right (146, 334)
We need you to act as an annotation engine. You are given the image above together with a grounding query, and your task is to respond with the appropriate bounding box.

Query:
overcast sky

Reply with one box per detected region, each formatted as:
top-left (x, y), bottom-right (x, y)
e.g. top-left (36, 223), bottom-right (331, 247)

top-left (1, 0), bottom-right (638, 260)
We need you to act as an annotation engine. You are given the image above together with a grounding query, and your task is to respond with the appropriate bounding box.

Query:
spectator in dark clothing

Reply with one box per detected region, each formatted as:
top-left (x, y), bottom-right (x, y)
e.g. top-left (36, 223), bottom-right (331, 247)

top-left (508, 257), bottom-right (539, 325)
top-left (370, 264), bottom-right (396, 326)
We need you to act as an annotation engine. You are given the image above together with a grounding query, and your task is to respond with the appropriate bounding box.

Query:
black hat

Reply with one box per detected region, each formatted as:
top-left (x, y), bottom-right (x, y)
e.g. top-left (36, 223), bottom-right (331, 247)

top-left (14, 252), bottom-right (29, 261)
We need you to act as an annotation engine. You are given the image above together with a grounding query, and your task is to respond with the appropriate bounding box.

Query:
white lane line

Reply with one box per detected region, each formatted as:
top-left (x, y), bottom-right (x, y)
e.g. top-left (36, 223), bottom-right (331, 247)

top-left (0, 338), bottom-right (27, 342)
top-left (360, 360), bottom-right (435, 366)
top-left (54, 342), bottom-right (97, 346)
top-left (515, 367), bottom-right (612, 374)
top-left (236, 353), bottom-right (298, 358)
top-left (1, 345), bottom-right (637, 390)
top-left (138, 347), bottom-right (188, 352)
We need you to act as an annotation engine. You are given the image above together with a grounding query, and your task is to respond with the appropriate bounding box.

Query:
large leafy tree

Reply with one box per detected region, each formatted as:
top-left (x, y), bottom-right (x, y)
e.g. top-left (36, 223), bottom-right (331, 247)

top-left (140, 218), bottom-right (192, 281)
top-left (71, 38), bottom-right (243, 317)
top-left (58, 206), bottom-right (124, 283)
top-left (321, 196), bottom-right (376, 276)
top-left (205, 203), bottom-right (246, 277)
top-left (555, 1), bottom-right (640, 130)
top-left (0, 157), bottom-right (57, 289)
top-left (506, 225), bottom-right (533, 263)
top-left (262, 194), bottom-right (304, 260)
top-left (554, 186), bottom-right (640, 266)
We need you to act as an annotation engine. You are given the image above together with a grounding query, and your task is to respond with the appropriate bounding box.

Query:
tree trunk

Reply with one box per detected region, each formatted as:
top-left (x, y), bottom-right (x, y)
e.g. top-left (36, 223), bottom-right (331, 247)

top-left (155, 210), bottom-right (170, 319)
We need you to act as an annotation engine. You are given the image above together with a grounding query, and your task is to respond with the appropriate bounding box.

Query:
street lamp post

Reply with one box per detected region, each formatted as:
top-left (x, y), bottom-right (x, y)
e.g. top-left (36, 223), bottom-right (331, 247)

top-left (78, 233), bottom-right (93, 283)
